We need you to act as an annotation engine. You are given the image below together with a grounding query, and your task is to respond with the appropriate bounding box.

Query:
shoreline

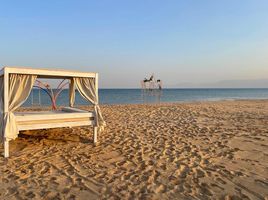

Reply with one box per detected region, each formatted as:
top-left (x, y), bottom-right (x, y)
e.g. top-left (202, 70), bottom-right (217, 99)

top-left (21, 98), bottom-right (268, 109)
top-left (100, 98), bottom-right (268, 106)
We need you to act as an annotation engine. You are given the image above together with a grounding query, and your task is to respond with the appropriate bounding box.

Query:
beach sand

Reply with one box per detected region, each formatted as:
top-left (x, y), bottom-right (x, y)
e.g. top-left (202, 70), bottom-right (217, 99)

top-left (0, 100), bottom-right (268, 199)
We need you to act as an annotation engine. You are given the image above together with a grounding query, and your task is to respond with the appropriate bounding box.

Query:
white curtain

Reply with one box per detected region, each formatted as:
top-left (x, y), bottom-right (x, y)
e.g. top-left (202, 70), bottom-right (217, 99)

top-left (69, 77), bottom-right (105, 130)
top-left (69, 78), bottom-right (75, 107)
top-left (0, 76), bottom-right (4, 142)
top-left (1, 74), bottom-right (37, 140)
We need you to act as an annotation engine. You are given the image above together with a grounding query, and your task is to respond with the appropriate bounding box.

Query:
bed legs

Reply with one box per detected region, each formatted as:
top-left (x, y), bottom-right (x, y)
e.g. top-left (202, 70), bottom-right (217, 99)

top-left (4, 138), bottom-right (9, 158)
top-left (93, 126), bottom-right (98, 144)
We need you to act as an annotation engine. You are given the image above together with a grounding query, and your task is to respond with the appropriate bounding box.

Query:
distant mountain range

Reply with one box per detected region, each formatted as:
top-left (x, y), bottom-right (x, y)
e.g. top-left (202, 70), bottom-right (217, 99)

top-left (173, 79), bottom-right (268, 88)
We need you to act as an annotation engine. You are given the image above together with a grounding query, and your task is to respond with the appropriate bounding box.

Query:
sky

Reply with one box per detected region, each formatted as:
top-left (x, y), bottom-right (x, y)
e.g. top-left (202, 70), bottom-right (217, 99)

top-left (0, 0), bottom-right (268, 88)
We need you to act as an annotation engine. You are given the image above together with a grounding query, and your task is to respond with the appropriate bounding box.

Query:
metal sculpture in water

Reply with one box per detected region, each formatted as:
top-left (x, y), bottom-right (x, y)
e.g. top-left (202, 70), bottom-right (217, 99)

top-left (141, 74), bottom-right (163, 91)
top-left (141, 74), bottom-right (163, 103)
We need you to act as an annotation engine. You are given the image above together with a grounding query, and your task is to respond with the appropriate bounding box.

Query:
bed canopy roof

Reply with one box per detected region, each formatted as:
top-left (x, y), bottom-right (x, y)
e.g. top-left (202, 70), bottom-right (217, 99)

top-left (0, 66), bottom-right (106, 143)
top-left (0, 66), bottom-right (97, 78)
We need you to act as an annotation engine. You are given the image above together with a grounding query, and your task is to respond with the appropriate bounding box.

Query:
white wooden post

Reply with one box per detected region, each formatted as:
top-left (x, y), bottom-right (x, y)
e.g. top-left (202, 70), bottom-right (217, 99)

top-left (93, 73), bottom-right (98, 144)
top-left (93, 126), bottom-right (98, 144)
top-left (4, 139), bottom-right (9, 158)
top-left (3, 68), bottom-right (9, 158)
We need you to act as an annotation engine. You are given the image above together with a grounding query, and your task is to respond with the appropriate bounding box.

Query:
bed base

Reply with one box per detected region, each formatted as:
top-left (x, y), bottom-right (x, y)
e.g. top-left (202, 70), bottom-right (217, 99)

top-left (3, 107), bottom-right (98, 158)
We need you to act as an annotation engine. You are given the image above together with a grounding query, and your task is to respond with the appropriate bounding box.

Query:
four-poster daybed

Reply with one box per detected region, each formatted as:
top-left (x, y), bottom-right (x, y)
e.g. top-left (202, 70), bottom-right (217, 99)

top-left (0, 66), bottom-right (105, 158)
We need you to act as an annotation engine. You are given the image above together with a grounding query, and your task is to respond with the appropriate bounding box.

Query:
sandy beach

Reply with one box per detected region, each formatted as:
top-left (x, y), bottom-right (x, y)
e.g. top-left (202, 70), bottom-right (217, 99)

top-left (0, 100), bottom-right (268, 199)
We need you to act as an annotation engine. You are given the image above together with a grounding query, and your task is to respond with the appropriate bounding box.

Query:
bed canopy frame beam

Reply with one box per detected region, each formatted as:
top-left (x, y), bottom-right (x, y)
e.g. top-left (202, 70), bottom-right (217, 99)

top-left (0, 66), bottom-right (97, 78)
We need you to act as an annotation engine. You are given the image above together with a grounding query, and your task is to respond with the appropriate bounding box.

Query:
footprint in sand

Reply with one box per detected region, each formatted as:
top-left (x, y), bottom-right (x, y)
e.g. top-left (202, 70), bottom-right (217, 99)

top-left (193, 168), bottom-right (205, 178)
top-left (216, 177), bottom-right (227, 185)
top-left (255, 179), bottom-right (268, 187)
top-left (174, 165), bottom-right (189, 178)
top-left (2, 178), bottom-right (9, 183)
top-left (25, 191), bottom-right (36, 198)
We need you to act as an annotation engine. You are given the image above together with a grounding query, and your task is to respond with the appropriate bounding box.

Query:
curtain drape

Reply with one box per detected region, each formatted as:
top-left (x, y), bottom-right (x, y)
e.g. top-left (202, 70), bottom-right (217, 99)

top-left (1, 74), bottom-right (37, 140)
top-left (0, 76), bottom-right (4, 142)
top-left (69, 78), bottom-right (75, 107)
top-left (69, 77), bottom-right (105, 130)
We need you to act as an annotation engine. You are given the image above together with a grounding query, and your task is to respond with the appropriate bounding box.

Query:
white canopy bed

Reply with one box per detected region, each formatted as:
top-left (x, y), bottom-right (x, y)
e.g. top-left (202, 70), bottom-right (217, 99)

top-left (0, 67), bottom-right (106, 158)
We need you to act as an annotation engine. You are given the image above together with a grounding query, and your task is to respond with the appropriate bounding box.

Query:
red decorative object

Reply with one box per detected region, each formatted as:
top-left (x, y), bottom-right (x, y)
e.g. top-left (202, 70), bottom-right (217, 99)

top-left (34, 79), bottom-right (69, 110)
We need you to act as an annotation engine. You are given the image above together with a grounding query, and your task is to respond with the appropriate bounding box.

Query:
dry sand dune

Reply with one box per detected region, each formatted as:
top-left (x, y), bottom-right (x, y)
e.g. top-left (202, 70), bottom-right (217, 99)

top-left (0, 100), bottom-right (268, 199)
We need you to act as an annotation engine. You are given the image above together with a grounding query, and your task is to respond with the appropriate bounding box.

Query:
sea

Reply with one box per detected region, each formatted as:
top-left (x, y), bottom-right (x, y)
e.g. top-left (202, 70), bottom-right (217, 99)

top-left (22, 88), bottom-right (268, 107)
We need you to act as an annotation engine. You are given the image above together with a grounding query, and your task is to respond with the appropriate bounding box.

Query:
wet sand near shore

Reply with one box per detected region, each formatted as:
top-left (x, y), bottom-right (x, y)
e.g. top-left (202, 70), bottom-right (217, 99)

top-left (0, 100), bottom-right (268, 199)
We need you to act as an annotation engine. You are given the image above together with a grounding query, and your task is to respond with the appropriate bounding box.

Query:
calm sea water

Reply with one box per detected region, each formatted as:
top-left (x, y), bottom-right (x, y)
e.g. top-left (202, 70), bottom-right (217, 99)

top-left (23, 88), bottom-right (268, 107)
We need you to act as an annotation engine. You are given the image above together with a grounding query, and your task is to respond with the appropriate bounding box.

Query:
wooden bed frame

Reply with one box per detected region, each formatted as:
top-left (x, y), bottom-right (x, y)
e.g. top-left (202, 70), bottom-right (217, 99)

top-left (15, 107), bottom-right (95, 131)
top-left (1, 67), bottom-right (100, 158)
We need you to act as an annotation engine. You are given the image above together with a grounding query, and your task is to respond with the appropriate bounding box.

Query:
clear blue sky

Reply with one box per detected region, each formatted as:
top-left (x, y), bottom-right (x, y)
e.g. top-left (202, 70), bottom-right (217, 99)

top-left (1, 0), bottom-right (268, 88)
